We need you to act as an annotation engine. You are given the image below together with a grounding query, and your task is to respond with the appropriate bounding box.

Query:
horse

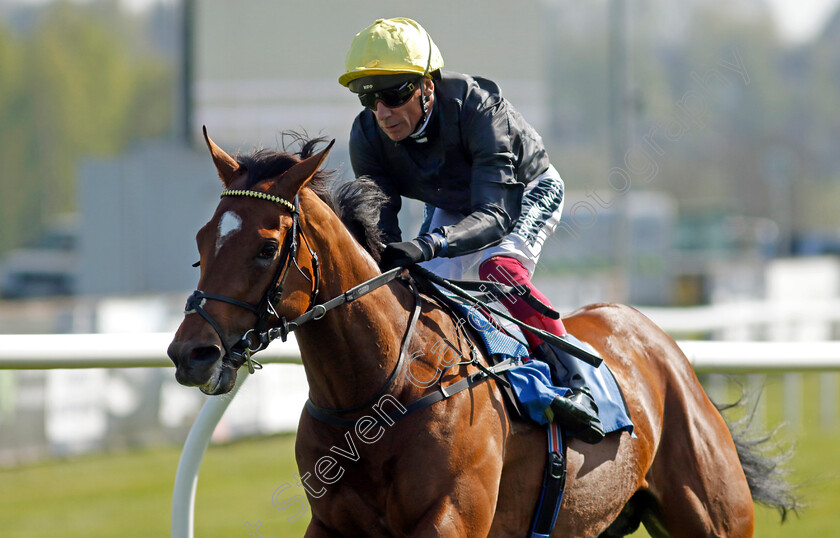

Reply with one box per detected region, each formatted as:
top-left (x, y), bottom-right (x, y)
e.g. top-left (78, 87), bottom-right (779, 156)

top-left (168, 129), bottom-right (797, 537)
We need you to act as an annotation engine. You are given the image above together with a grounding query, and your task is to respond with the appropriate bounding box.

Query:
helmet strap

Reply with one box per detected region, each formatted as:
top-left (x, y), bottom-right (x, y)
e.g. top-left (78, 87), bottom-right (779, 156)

top-left (410, 98), bottom-right (433, 141)
top-left (413, 33), bottom-right (434, 136)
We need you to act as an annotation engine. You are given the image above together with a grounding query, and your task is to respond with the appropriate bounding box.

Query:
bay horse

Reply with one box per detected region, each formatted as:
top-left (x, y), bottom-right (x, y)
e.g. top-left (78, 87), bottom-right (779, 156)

top-left (168, 130), bottom-right (796, 537)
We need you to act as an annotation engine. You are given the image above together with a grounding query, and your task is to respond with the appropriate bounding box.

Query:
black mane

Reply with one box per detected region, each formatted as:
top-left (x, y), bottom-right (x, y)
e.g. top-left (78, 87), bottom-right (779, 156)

top-left (234, 134), bottom-right (386, 262)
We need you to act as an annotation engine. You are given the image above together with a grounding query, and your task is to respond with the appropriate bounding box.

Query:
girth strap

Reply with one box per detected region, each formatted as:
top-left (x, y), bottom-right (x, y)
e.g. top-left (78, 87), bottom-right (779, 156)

top-left (529, 422), bottom-right (568, 538)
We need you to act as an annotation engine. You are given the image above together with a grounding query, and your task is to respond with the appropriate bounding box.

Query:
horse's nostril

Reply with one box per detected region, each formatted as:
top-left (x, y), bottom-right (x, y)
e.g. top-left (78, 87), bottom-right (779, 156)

top-left (189, 345), bottom-right (223, 364)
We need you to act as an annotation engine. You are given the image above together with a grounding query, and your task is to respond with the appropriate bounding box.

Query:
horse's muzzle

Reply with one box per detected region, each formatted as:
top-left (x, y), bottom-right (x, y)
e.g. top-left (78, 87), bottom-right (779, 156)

top-left (167, 339), bottom-right (238, 395)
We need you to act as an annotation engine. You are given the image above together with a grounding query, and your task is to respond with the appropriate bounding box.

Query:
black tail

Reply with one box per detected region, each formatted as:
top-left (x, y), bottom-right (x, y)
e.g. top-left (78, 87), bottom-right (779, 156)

top-left (716, 390), bottom-right (802, 522)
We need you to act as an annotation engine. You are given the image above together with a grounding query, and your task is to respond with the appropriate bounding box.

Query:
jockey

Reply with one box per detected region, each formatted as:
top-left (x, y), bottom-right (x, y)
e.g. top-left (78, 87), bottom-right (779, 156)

top-left (339, 17), bottom-right (604, 443)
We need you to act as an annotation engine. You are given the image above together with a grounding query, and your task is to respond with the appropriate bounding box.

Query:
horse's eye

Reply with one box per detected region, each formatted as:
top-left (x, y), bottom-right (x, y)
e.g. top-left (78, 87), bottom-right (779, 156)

top-left (258, 242), bottom-right (278, 259)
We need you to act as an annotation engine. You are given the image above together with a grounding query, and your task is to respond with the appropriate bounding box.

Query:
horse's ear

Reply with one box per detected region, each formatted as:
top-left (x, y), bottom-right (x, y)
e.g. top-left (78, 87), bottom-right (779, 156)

top-left (281, 139), bottom-right (336, 194)
top-left (202, 126), bottom-right (240, 187)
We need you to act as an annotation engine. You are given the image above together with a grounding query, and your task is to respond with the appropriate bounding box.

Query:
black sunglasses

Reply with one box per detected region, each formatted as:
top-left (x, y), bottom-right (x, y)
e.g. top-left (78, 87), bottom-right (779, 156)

top-left (358, 79), bottom-right (421, 111)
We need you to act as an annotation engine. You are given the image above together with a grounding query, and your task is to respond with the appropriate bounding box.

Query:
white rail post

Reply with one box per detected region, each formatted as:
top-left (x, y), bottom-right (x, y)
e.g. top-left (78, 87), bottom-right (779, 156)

top-left (171, 370), bottom-right (249, 538)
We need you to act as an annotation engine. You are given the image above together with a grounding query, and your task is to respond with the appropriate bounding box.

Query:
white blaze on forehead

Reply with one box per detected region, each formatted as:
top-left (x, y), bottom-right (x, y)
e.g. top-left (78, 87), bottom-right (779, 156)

top-left (215, 211), bottom-right (242, 254)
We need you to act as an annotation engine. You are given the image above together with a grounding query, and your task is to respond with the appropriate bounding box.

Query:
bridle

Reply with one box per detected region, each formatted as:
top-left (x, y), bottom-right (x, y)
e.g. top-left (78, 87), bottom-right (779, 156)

top-left (184, 190), bottom-right (320, 374)
top-left (183, 188), bottom-right (408, 376)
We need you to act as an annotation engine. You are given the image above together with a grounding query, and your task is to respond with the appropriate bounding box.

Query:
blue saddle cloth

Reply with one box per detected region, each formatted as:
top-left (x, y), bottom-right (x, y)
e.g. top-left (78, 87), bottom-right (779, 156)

top-left (453, 303), bottom-right (634, 437)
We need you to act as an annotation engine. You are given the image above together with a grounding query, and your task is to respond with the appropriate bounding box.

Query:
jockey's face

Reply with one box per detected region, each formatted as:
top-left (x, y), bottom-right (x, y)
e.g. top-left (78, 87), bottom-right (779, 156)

top-left (373, 78), bottom-right (434, 142)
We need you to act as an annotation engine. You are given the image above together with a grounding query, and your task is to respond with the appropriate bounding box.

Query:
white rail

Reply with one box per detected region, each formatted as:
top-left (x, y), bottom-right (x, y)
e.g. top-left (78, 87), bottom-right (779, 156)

top-left (0, 332), bottom-right (301, 368)
top-left (2, 333), bottom-right (839, 371)
top-left (681, 340), bottom-right (840, 373)
top-left (1, 333), bottom-right (839, 537)
top-left (642, 299), bottom-right (840, 333)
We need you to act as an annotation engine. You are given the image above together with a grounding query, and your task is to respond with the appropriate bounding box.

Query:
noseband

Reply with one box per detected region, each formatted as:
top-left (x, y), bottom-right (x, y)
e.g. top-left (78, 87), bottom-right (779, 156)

top-left (184, 190), bottom-right (320, 373)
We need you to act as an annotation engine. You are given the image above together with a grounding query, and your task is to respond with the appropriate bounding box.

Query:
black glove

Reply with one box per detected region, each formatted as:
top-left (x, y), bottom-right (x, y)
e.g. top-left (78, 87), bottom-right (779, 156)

top-left (380, 232), bottom-right (448, 271)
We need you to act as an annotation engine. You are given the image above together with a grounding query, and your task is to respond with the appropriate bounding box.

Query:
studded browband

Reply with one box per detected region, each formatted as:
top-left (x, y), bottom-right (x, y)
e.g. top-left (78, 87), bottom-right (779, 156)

top-left (221, 189), bottom-right (296, 213)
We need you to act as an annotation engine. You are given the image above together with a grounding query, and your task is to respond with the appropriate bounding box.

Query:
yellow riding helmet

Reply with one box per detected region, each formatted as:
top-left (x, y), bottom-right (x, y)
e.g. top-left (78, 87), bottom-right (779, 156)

top-left (339, 17), bottom-right (444, 90)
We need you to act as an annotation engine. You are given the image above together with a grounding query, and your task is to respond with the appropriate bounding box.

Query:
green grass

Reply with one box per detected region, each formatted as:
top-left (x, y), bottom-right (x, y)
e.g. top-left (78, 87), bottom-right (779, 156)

top-left (0, 434), bottom-right (309, 538)
top-left (2, 374), bottom-right (839, 537)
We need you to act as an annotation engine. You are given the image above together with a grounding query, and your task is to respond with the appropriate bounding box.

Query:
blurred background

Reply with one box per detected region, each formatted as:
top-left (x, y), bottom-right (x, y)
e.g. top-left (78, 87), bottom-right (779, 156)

top-left (1, 0), bottom-right (839, 536)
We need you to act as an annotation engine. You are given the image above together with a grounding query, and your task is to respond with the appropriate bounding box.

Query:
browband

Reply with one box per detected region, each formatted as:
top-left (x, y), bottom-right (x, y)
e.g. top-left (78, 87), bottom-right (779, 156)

top-left (221, 189), bottom-right (296, 213)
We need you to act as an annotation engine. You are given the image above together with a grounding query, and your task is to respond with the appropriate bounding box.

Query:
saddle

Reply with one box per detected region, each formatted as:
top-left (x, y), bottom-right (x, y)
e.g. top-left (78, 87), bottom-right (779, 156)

top-left (408, 267), bottom-right (633, 435)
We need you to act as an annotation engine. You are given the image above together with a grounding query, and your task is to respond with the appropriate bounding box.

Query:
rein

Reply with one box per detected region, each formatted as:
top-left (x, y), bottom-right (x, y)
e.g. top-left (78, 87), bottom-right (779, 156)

top-left (409, 265), bottom-right (604, 368)
top-left (305, 268), bottom-right (521, 429)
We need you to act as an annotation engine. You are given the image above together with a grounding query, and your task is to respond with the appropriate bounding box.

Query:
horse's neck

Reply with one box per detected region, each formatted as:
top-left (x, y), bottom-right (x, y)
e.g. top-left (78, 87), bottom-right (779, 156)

top-left (294, 193), bottom-right (411, 410)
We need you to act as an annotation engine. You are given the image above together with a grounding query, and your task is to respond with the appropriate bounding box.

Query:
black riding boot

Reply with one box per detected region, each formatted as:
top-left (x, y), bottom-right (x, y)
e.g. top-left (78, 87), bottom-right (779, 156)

top-left (535, 342), bottom-right (605, 444)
